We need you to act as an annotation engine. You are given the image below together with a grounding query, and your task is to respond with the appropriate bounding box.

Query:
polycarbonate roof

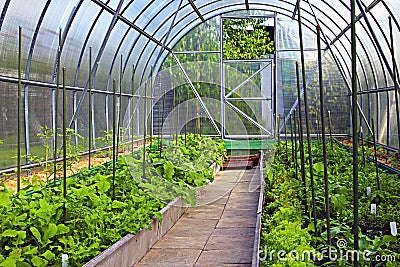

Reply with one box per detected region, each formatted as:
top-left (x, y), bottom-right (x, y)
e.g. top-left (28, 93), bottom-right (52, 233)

top-left (0, 0), bottom-right (398, 92)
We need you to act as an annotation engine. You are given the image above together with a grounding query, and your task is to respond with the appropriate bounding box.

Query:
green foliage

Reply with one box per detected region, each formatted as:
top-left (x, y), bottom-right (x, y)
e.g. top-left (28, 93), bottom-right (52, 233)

top-left (0, 135), bottom-right (225, 266)
top-left (262, 139), bottom-right (400, 266)
top-left (223, 18), bottom-right (274, 60)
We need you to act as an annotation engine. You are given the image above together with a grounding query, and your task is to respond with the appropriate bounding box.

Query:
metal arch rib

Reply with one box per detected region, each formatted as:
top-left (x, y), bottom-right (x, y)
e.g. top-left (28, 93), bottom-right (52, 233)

top-left (188, 0), bottom-right (205, 23)
top-left (23, 0), bottom-right (52, 164)
top-left (68, 0), bottom-right (125, 128)
top-left (291, 0), bottom-right (301, 20)
top-left (0, 0), bottom-right (11, 31)
top-left (355, 0), bottom-right (398, 87)
top-left (90, 0), bottom-right (173, 52)
top-left (171, 52), bottom-right (221, 136)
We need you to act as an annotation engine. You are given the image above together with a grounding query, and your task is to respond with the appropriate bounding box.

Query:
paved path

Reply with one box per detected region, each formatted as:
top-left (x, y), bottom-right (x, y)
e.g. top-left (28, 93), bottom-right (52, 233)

top-left (135, 166), bottom-right (261, 267)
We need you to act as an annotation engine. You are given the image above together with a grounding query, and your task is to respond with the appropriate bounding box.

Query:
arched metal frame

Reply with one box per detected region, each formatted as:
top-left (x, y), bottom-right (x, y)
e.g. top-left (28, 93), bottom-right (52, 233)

top-left (0, 0), bottom-right (399, 167)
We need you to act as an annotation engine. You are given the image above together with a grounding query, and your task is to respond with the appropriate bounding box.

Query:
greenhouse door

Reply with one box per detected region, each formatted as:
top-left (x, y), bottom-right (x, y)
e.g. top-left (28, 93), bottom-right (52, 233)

top-left (220, 15), bottom-right (276, 139)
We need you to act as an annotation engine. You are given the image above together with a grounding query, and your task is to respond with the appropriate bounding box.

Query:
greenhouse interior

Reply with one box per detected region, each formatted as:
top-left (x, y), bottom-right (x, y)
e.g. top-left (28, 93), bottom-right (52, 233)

top-left (0, 0), bottom-right (399, 266)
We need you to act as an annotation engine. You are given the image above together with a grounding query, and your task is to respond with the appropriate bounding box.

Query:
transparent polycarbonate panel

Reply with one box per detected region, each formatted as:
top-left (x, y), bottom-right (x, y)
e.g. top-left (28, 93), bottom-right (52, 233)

top-left (366, 2), bottom-right (396, 85)
top-left (165, 5), bottom-right (197, 48)
top-left (170, 16), bottom-right (220, 53)
top-left (224, 61), bottom-right (271, 98)
top-left (134, 0), bottom-right (173, 29)
top-left (72, 10), bottom-right (113, 88)
top-left (145, 1), bottom-right (181, 37)
top-left (308, 0), bottom-right (349, 37)
top-left (27, 86), bottom-right (52, 161)
top-left (299, 54), bottom-right (350, 135)
top-left (62, 1), bottom-right (102, 84)
top-left (94, 22), bottom-right (129, 91)
top-left (276, 19), bottom-right (316, 50)
top-left (0, 82), bottom-right (26, 169)
top-left (135, 41), bottom-right (158, 85)
top-left (27, 0), bottom-right (80, 83)
top-left (0, 0), bottom-right (45, 76)
top-left (277, 50), bottom-right (350, 135)
top-left (387, 90), bottom-right (399, 148)
top-left (386, 0), bottom-right (400, 28)
top-left (154, 49), bottom-right (170, 74)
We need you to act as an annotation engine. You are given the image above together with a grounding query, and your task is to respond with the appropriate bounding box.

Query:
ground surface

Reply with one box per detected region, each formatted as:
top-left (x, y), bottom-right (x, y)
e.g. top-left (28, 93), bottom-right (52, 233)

top-left (135, 166), bottom-right (261, 267)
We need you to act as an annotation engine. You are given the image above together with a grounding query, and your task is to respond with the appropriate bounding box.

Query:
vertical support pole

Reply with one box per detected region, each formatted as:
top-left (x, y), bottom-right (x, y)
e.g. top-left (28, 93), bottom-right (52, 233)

top-left (112, 79), bottom-right (117, 200)
top-left (328, 110), bottom-right (333, 150)
top-left (371, 118), bottom-right (381, 190)
top-left (157, 70), bottom-right (161, 146)
top-left (316, 113), bottom-right (320, 141)
top-left (176, 86), bottom-right (180, 145)
top-left (149, 67), bottom-right (153, 150)
top-left (296, 62), bottom-right (308, 218)
top-left (17, 26), bottom-right (22, 191)
top-left (131, 64), bottom-right (135, 152)
top-left (360, 125), bottom-right (366, 167)
top-left (54, 27), bottom-right (62, 185)
top-left (351, 0), bottom-right (360, 262)
top-left (299, 3), bottom-right (315, 226)
top-left (220, 16), bottom-right (225, 139)
top-left (172, 84), bottom-right (176, 141)
top-left (386, 91), bottom-right (390, 151)
top-left (117, 55), bottom-right (123, 154)
top-left (88, 47), bottom-right (92, 169)
top-left (274, 12), bottom-right (278, 117)
top-left (73, 91), bottom-right (78, 146)
top-left (277, 114), bottom-right (281, 151)
top-left (293, 109), bottom-right (298, 180)
top-left (161, 78), bottom-right (166, 157)
top-left (62, 67), bottom-right (67, 222)
top-left (284, 113), bottom-right (288, 162)
top-left (389, 16), bottom-right (400, 154)
top-left (185, 94), bottom-right (188, 146)
top-left (142, 81), bottom-right (147, 180)
top-left (317, 25), bottom-right (330, 244)
top-left (290, 113), bottom-right (294, 163)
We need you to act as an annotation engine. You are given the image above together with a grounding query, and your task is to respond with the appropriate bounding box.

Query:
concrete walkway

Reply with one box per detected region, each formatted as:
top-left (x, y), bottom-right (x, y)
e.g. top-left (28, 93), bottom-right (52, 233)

top-left (135, 167), bottom-right (261, 267)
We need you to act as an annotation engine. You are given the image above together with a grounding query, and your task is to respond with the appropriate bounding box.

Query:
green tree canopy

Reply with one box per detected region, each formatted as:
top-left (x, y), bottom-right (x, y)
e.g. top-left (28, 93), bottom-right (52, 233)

top-left (223, 18), bottom-right (274, 60)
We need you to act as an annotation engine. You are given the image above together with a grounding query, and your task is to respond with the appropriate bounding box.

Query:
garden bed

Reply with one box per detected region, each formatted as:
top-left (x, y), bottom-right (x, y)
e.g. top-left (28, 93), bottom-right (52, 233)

top-left (0, 134), bottom-right (226, 266)
top-left (259, 140), bottom-right (399, 266)
top-left (340, 139), bottom-right (400, 172)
